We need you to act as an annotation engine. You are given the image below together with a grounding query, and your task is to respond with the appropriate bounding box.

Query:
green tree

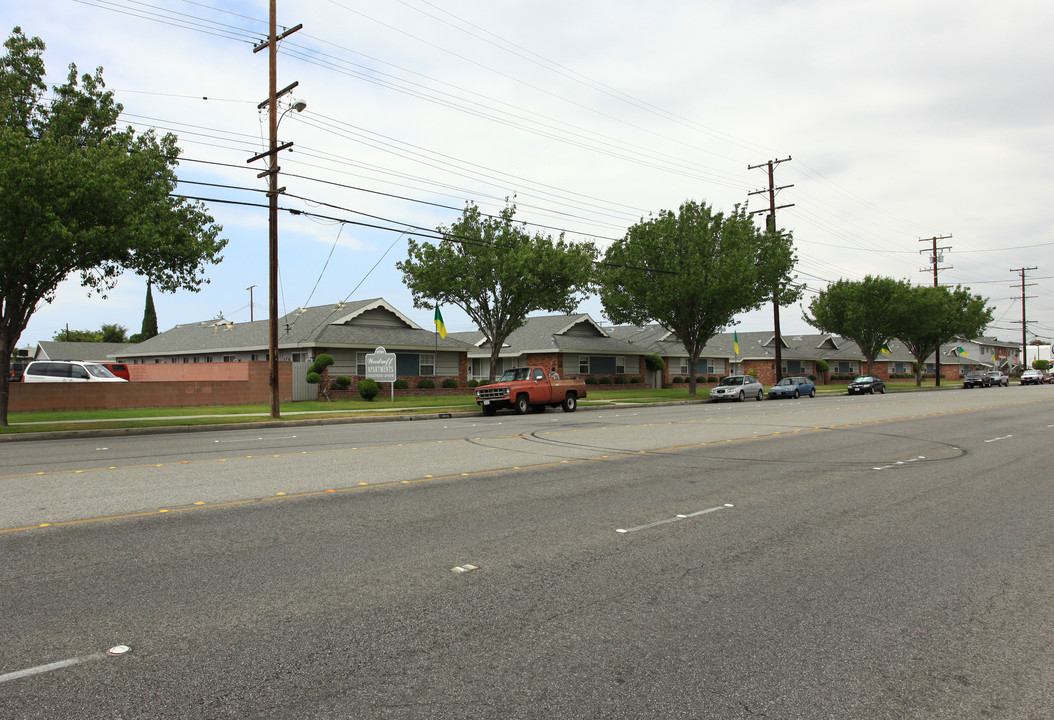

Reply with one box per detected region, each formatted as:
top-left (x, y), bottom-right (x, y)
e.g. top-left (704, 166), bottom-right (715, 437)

top-left (100, 323), bottom-right (127, 343)
top-left (892, 285), bottom-right (993, 386)
top-left (599, 200), bottom-right (798, 395)
top-left (52, 328), bottom-right (100, 342)
top-left (0, 29), bottom-right (225, 424)
top-left (397, 202), bottom-right (597, 382)
top-left (141, 282), bottom-right (158, 339)
top-left (804, 276), bottom-right (910, 374)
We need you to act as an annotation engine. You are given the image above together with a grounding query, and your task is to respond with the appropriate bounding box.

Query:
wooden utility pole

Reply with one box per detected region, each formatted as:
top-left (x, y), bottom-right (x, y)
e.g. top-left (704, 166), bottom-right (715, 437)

top-left (919, 234), bottom-right (952, 386)
top-left (1010, 266), bottom-right (1038, 372)
top-left (249, 2), bottom-right (301, 419)
top-left (749, 157), bottom-right (793, 382)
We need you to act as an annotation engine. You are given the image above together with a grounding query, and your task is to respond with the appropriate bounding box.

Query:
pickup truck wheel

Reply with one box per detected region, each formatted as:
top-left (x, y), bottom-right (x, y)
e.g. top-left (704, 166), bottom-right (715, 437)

top-left (561, 393), bottom-right (577, 413)
top-left (515, 395), bottom-right (530, 415)
top-left (481, 404), bottom-right (497, 417)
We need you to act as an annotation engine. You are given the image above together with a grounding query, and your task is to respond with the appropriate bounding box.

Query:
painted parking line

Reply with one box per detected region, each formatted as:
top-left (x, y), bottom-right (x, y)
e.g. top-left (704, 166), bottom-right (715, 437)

top-left (873, 456), bottom-right (926, 471)
top-left (617, 504), bottom-right (734, 534)
top-left (0, 645), bottom-right (129, 684)
top-left (984, 435), bottom-right (1013, 443)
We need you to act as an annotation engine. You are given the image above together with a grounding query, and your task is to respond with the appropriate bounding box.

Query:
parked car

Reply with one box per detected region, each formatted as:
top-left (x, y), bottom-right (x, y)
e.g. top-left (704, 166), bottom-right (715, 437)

top-left (9, 356), bottom-right (30, 382)
top-left (1020, 369), bottom-right (1044, 385)
top-left (98, 362), bottom-right (131, 381)
top-left (768, 376), bottom-right (816, 400)
top-left (986, 370), bottom-right (1009, 387)
top-left (710, 374), bottom-right (764, 402)
top-left (847, 375), bottom-right (885, 395)
top-left (22, 360), bottom-right (128, 383)
top-left (962, 370), bottom-right (992, 388)
top-left (474, 366), bottom-right (587, 415)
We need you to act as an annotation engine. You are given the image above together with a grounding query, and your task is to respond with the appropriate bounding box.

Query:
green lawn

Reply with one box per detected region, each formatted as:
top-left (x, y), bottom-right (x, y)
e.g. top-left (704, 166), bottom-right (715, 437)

top-left (1, 381), bottom-right (953, 435)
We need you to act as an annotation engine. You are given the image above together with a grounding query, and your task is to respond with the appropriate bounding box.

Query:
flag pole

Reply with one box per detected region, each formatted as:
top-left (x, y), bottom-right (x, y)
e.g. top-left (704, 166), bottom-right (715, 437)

top-left (434, 301), bottom-right (439, 398)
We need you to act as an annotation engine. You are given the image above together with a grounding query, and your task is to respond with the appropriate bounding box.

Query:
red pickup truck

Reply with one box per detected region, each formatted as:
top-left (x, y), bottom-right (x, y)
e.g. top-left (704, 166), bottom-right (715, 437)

top-left (475, 366), bottom-right (587, 416)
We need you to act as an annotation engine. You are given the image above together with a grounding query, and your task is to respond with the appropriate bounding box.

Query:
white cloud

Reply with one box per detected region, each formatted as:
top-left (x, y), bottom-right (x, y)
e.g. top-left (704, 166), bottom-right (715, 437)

top-left (8, 0), bottom-right (1054, 350)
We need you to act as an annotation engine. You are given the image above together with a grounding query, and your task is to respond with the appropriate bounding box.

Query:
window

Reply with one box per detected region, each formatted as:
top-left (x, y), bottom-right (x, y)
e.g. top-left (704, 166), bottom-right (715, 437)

top-left (533, 367), bottom-right (546, 382)
top-left (357, 352), bottom-right (367, 376)
top-left (420, 353), bottom-right (435, 377)
top-left (616, 356), bottom-right (625, 374)
top-left (291, 352), bottom-right (306, 363)
top-left (580, 356), bottom-right (590, 374)
top-left (784, 360), bottom-right (803, 375)
top-left (223, 356), bottom-right (236, 363)
top-left (833, 360), bottom-right (855, 374)
top-left (679, 358), bottom-right (689, 375)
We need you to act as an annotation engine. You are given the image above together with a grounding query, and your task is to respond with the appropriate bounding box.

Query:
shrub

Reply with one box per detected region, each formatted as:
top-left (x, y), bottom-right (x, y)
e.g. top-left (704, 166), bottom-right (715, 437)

top-left (707, 376), bottom-right (718, 384)
top-left (357, 378), bottom-right (379, 401)
top-left (308, 353), bottom-right (334, 376)
top-left (331, 375), bottom-right (352, 391)
top-left (306, 371), bottom-right (322, 385)
top-left (467, 379), bottom-right (479, 388)
top-left (598, 376), bottom-right (612, 384)
top-left (644, 353), bottom-right (666, 372)
top-left (672, 376), bottom-right (684, 384)
top-left (442, 378), bottom-right (459, 389)
top-left (696, 376), bottom-right (707, 385)
top-left (808, 374), bottom-right (817, 381)
top-left (418, 378), bottom-right (435, 389)
top-left (630, 377), bottom-right (642, 384)
top-left (746, 368), bottom-right (759, 378)
top-left (1034, 359), bottom-right (1051, 370)
top-left (614, 376), bottom-right (629, 384)
top-left (393, 379), bottom-right (410, 390)
top-left (585, 376), bottom-right (597, 385)
top-left (815, 358), bottom-right (830, 374)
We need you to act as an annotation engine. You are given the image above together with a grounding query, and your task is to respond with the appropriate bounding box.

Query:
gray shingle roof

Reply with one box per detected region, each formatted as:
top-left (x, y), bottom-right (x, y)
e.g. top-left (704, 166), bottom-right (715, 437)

top-left (454, 314), bottom-right (644, 357)
top-left (35, 341), bottom-right (134, 362)
top-left (116, 298), bottom-right (474, 358)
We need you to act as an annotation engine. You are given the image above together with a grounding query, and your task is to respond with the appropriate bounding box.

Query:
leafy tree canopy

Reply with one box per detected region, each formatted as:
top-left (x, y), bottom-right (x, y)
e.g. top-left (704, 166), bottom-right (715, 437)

top-left (599, 199), bottom-right (798, 395)
top-left (804, 275), bottom-right (910, 373)
top-left (0, 28), bottom-right (225, 424)
top-left (51, 323), bottom-right (127, 343)
top-left (892, 284), bottom-right (993, 386)
top-left (397, 202), bottom-right (597, 382)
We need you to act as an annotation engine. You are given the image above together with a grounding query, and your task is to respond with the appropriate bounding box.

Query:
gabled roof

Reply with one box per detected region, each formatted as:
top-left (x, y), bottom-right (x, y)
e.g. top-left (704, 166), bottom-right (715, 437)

top-left (458, 314), bottom-right (641, 357)
top-left (35, 341), bottom-right (134, 362)
top-left (115, 298), bottom-right (473, 358)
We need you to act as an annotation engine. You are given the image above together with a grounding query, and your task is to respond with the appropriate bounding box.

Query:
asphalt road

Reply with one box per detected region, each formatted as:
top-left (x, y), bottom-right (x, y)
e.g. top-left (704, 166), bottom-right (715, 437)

top-left (2, 387), bottom-right (1052, 718)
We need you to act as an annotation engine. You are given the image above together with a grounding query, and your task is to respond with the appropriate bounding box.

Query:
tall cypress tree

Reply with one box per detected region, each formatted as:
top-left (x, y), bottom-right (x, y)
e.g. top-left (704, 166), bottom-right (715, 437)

top-left (141, 282), bottom-right (158, 339)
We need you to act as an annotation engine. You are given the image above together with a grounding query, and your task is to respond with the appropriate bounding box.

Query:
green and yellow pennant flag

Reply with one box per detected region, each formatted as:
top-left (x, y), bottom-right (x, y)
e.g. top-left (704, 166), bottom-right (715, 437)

top-left (955, 346), bottom-right (969, 357)
top-left (880, 344), bottom-right (892, 355)
top-left (733, 331), bottom-right (740, 356)
top-left (434, 306), bottom-right (448, 339)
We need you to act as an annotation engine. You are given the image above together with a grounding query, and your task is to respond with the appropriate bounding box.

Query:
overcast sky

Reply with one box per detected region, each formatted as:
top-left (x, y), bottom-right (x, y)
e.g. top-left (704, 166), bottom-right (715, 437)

top-left (9, 0), bottom-right (1054, 350)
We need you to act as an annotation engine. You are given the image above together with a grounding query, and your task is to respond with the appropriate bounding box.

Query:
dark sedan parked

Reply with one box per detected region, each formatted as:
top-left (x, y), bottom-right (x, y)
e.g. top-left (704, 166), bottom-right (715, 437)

top-left (848, 375), bottom-right (885, 395)
top-left (963, 370), bottom-right (991, 388)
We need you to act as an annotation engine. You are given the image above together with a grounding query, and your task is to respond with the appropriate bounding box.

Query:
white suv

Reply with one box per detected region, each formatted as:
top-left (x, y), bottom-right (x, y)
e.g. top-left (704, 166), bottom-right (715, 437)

top-left (22, 360), bottom-right (127, 383)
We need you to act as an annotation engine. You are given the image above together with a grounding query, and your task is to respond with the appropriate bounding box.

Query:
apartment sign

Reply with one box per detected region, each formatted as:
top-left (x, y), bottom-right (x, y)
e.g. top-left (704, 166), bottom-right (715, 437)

top-left (365, 347), bottom-right (397, 383)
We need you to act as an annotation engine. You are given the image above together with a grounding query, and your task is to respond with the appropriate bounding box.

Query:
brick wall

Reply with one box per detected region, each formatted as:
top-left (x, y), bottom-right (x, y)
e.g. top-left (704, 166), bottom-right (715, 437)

top-left (10, 362), bottom-right (292, 413)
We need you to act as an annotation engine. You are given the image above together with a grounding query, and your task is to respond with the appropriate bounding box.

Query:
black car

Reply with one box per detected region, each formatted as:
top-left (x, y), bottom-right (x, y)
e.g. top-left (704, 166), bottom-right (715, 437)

top-left (963, 370), bottom-right (991, 388)
top-left (847, 375), bottom-right (885, 395)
